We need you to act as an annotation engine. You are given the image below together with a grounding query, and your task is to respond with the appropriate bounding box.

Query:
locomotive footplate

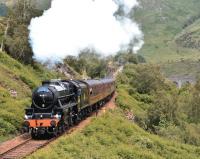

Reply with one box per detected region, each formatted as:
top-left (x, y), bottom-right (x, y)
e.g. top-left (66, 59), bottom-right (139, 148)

top-left (25, 119), bottom-right (59, 128)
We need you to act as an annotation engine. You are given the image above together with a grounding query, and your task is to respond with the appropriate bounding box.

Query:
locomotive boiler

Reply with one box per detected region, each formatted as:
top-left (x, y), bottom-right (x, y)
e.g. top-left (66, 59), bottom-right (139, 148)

top-left (23, 79), bottom-right (115, 138)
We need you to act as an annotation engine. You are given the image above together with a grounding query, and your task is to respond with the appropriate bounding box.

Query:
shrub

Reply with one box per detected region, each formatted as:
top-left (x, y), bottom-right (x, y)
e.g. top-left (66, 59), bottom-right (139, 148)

top-left (0, 118), bottom-right (16, 135)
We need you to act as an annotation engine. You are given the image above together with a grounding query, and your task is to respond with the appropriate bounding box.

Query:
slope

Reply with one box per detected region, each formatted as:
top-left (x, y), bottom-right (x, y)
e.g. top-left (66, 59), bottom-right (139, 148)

top-left (28, 64), bottom-right (200, 159)
top-left (135, 0), bottom-right (200, 62)
top-left (0, 52), bottom-right (61, 142)
top-left (28, 91), bottom-right (200, 159)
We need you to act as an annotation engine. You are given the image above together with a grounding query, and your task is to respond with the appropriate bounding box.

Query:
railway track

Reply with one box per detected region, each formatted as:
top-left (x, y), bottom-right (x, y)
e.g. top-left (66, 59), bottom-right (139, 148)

top-left (0, 128), bottom-right (72, 159)
top-left (0, 132), bottom-right (53, 159)
top-left (0, 127), bottom-right (74, 159)
top-left (0, 123), bottom-right (91, 158)
top-left (0, 94), bottom-right (116, 159)
top-left (0, 139), bottom-right (50, 159)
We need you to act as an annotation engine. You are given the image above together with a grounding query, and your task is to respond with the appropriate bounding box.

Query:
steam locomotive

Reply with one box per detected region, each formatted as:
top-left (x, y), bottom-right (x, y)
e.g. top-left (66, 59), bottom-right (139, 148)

top-left (23, 79), bottom-right (115, 138)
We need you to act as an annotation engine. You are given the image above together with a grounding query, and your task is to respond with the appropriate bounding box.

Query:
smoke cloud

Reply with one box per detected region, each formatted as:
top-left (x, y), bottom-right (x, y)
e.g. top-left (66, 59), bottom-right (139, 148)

top-left (29, 0), bottom-right (144, 62)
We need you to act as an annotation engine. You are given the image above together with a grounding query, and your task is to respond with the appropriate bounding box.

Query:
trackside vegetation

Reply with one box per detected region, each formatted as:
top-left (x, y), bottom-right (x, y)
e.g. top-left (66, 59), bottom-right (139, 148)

top-left (117, 64), bottom-right (200, 146)
top-left (28, 111), bottom-right (200, 159)
top-left (29, 63), bottom-right (200, 159)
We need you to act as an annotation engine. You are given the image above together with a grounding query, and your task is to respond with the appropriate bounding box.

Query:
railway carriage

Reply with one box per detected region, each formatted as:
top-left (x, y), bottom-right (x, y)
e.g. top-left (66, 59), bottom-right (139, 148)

top-left (23, 78), bottom-right (115, 138)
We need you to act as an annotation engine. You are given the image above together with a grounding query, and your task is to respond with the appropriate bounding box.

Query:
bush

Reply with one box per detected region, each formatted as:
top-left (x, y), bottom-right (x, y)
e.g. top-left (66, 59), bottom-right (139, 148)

top-left (184, 123), bottom-right (200, 146)
top-left (131, 93), bottom-right (153, 104)
top-left (0, 118), bottom-right (16, 135)
top-left (147, 91), bottom-right (179, 132)
top-left (157, 124), bottom-right (185, 143)
top-left (0, 110), bottom-right (21, 130)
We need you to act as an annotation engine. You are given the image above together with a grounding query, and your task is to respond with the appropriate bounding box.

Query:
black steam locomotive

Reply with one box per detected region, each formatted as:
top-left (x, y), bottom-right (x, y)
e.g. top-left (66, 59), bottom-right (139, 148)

top-left (23, 79), bottom-right (115, 138)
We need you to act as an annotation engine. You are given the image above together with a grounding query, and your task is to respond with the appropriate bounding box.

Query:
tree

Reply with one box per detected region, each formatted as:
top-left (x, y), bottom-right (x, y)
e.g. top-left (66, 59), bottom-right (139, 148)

top-left (4, 0), bottom-right (42, 64)
top-left (114, 51), bottom-right (146, 65)
top-left (130, 64), bottom-right (167, 94)
top-left (188, 80), bottom-right (200, 123)
top-left (64, 49), bottom-right (108, 78)
top-left (147, 90), bottom-right (179, 132)
top-left (137, 54), bottom-right (146, 63)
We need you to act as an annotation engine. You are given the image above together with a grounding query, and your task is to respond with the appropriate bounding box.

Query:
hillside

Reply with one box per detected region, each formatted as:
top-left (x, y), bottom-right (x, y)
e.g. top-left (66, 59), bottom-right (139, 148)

top-left (0, 1), bottom-right (200, 158)
top-left (0, 52), bottom-right (62, 142)
top-left (160, 60), bottom-right (200, 78)
top-left (28, 84), bottom-right (200, 159)
top-left (28, 64), bottom-right (200, 159)
top-left (135, 0), bottom-right (200, 62)
top-left (29, 111), bottom-right (200, 159)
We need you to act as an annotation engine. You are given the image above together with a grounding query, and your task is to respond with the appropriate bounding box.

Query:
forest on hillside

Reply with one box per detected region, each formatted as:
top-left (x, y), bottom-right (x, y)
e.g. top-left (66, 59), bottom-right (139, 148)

top-left (29, 62), bottom-right (200, 159)
top-left (117, 64), bottom-right (200, 146)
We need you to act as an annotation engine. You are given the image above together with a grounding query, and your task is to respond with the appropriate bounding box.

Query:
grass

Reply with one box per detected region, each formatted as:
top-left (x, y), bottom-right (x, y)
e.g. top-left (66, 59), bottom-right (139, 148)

top-left (116, 85), bottom-right (147, 115)
top-left (160, 59), bottom-right (200, 78)
top-left (135, 0), bottom-right (200, 62)
top-left (28, 111), bottom-right (200, 159)
top-left (0, 52), bottom-right (61, 142)
top-left (28, 84), bottom-right (200, 159)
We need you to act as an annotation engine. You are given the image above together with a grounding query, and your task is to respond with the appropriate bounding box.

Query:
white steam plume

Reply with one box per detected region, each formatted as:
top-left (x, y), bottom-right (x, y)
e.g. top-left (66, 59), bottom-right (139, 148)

top-left (29, 0), bottom-right (144, 62)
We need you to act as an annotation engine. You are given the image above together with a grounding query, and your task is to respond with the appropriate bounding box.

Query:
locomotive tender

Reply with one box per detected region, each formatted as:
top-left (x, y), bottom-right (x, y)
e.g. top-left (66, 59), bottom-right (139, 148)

top-left (23, 78), bottom-right (115, 138)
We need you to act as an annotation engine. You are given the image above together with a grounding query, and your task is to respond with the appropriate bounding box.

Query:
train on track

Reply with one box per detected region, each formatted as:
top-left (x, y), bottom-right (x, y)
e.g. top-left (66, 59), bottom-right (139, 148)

top-left (23, 78), bottom-right (115, 138)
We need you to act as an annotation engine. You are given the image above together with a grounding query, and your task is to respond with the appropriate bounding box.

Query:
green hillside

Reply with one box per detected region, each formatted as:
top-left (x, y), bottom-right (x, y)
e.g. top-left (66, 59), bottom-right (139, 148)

top-left (175, 18), bottom-right (200, 50)
top-left (29, 64), bottom-right (200, 159)
top-left (28, 111), bottom-right (200, 159)
top-left (0, 52), bottom-right (61, 142)
top-left (135, 0), bottom-right (200, 62)
top-left (160, 60), bottom-right (200, 78)
top-left (1, 1), bottom-right (200, 158)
